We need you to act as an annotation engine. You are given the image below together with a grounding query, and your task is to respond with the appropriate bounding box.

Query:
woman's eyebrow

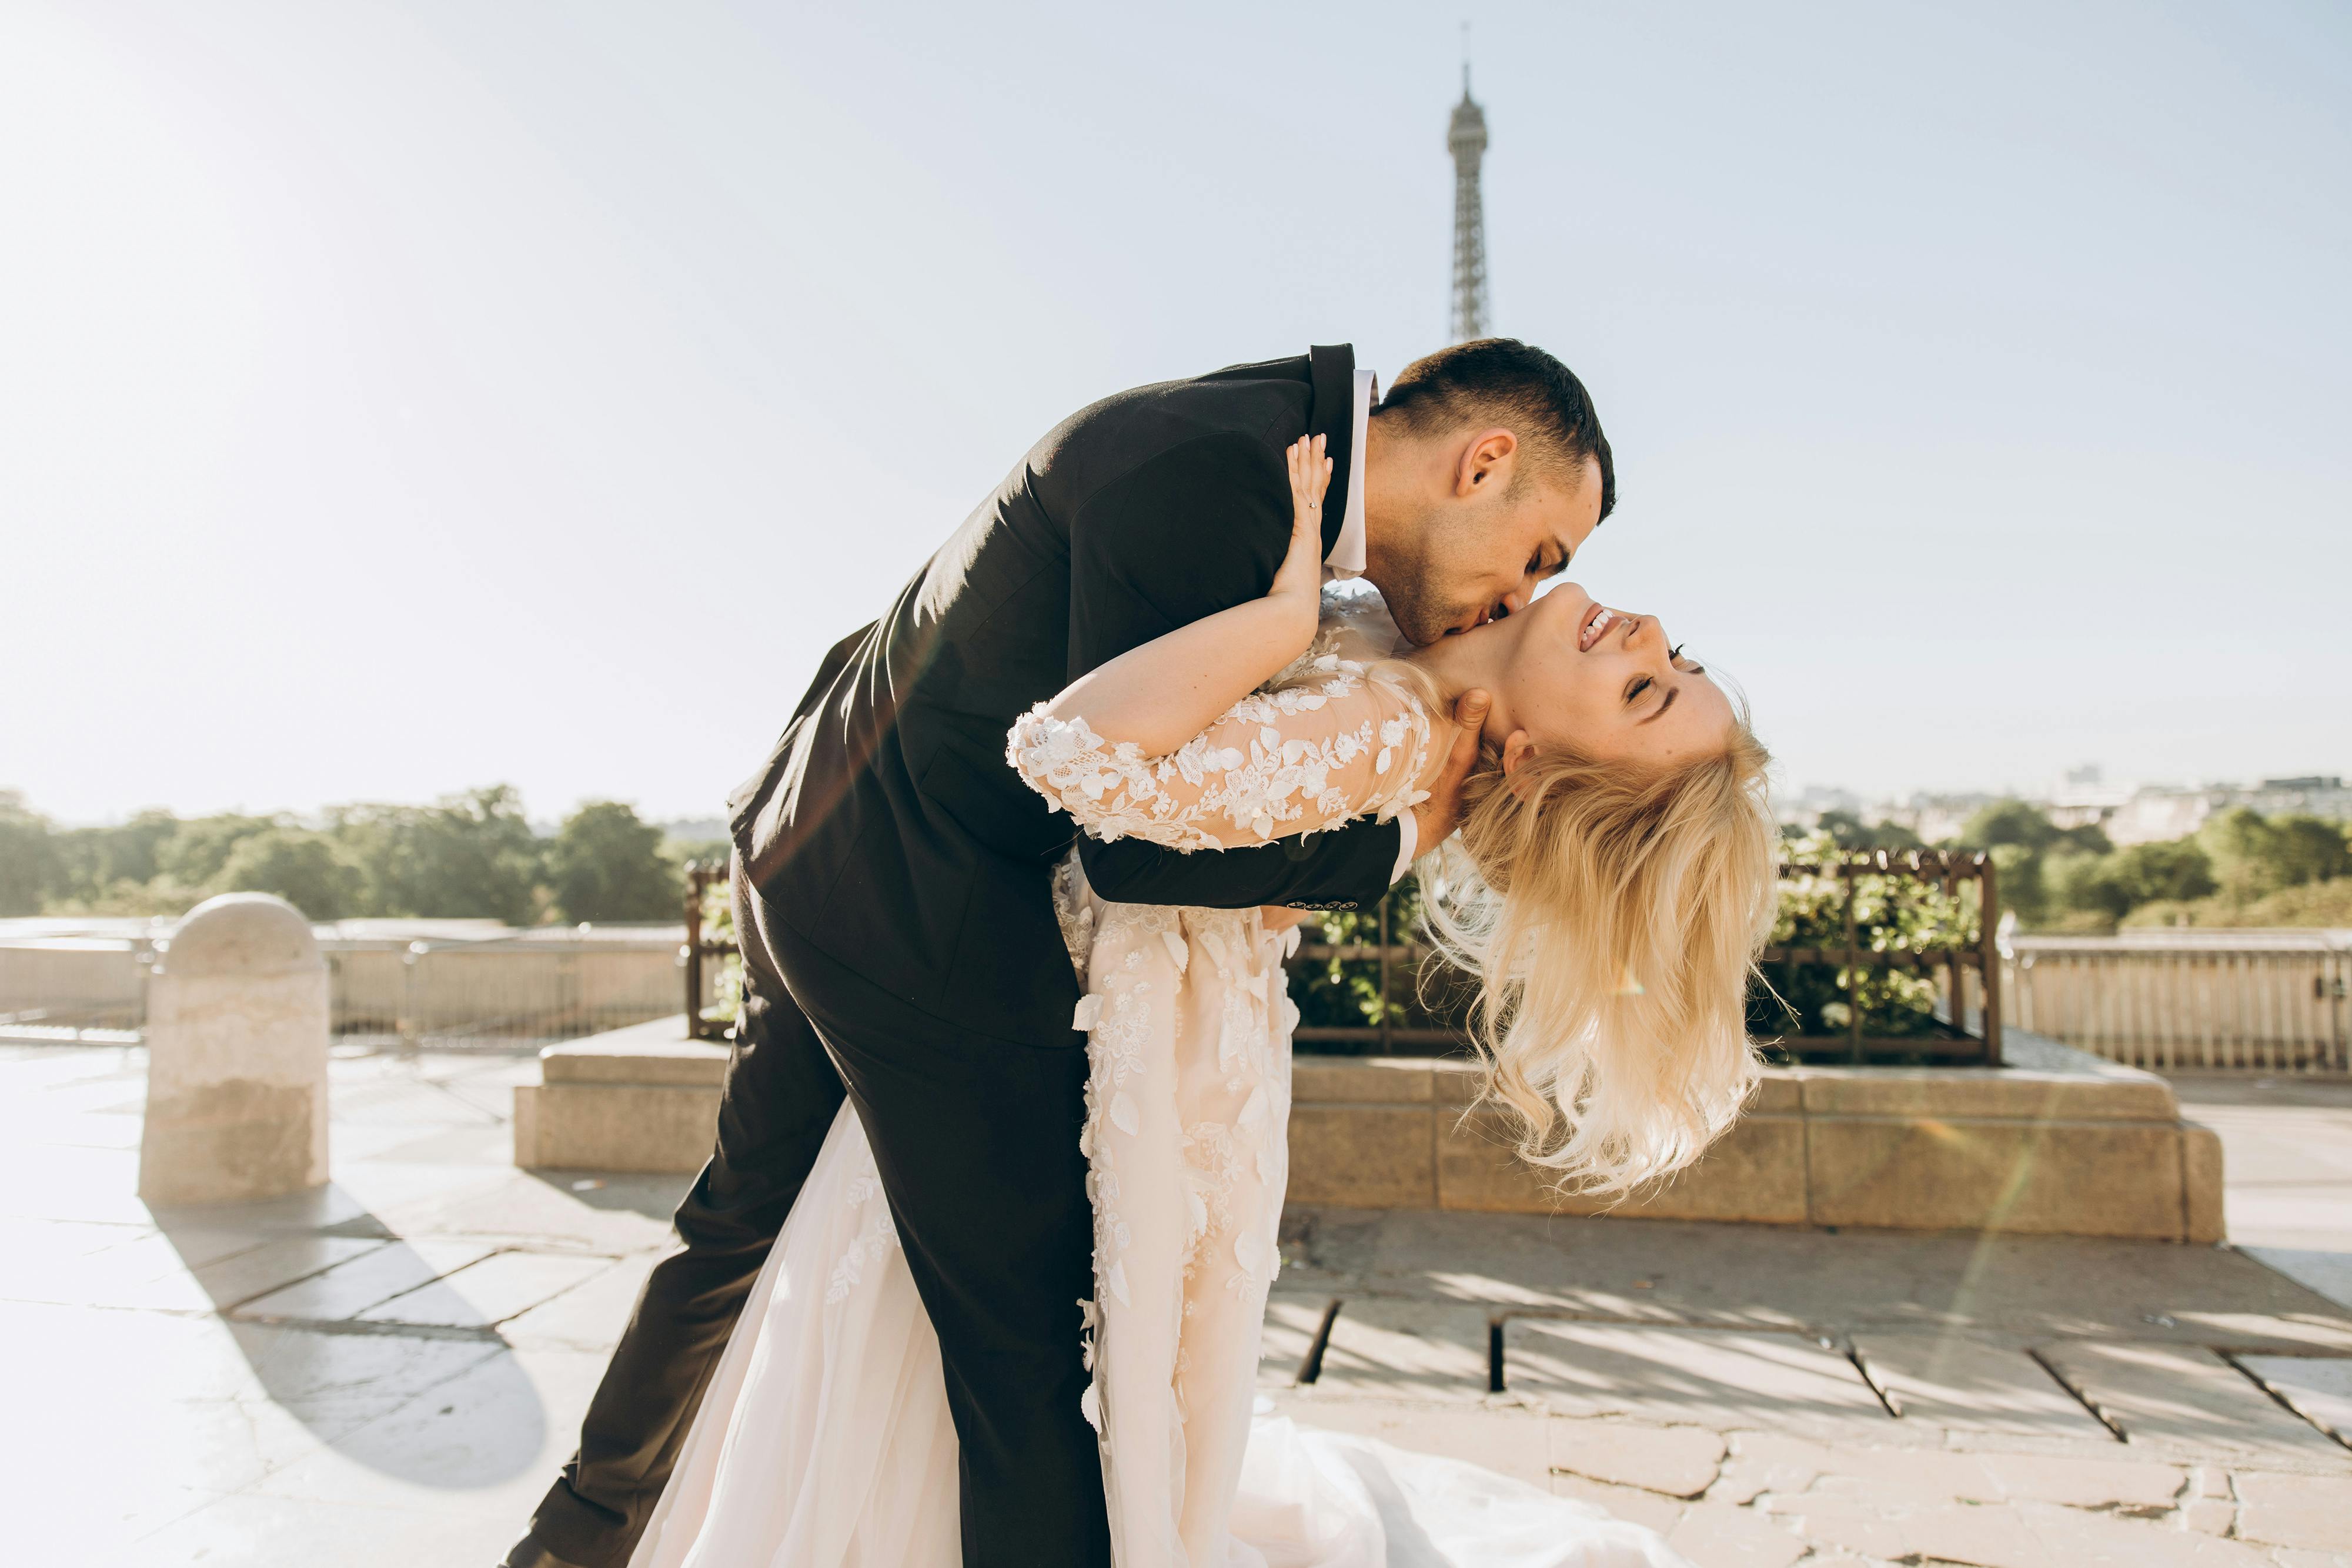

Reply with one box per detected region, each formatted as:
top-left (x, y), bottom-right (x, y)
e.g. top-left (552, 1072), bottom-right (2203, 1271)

top-left (1639, 686), bottom-right (1680, 724)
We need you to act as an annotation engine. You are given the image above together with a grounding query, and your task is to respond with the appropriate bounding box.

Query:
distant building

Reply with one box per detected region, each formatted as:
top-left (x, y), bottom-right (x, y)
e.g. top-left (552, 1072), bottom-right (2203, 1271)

top-left (2103, 788), bottom-right (2216, 847)
top-left (1870, 793), bottom-right (1997, 847)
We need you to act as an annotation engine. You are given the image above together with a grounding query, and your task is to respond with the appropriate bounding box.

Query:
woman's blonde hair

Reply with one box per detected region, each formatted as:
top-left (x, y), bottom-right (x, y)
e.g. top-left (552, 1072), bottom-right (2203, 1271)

top-left (1396, 670), bottom-right (1780, 1193)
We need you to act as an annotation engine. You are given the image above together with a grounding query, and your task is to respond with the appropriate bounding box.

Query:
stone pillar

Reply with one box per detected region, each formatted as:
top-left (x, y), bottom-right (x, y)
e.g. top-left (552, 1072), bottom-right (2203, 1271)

top-left (138, 893), bottom-right (330, 1205)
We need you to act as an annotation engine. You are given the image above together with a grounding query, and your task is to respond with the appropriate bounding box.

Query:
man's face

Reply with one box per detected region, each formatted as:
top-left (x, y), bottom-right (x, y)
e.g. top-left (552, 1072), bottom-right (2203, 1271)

top-left (1369, 453), bottom-right (1606, 648)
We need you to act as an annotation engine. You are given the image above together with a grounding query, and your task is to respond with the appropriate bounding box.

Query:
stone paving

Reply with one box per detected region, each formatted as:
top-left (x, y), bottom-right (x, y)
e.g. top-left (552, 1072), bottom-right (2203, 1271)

top-left (7, 1040), bottom-right (2351, 1567)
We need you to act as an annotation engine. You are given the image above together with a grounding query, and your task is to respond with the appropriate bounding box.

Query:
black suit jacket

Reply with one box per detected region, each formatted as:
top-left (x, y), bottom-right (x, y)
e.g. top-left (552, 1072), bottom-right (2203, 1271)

top-left (729, 345), bottom-right (1401, 1047)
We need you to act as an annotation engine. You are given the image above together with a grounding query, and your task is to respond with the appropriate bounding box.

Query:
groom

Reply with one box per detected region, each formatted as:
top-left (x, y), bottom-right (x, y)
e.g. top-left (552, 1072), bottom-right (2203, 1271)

top-left (506, 339), bottom-right (1613, 1568)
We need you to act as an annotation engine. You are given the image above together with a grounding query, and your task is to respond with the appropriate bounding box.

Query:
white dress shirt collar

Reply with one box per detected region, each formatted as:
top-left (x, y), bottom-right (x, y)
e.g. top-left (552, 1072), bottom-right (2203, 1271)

top-left (1324, 366), bottom-right (1376, 579)
top-left (1317, 365), bottom-right (1419, 880)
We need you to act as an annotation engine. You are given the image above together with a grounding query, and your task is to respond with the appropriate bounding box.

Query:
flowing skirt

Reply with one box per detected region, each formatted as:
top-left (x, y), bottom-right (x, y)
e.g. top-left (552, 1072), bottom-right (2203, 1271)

top-left (626, 1101), bottom-right (1690, 1568)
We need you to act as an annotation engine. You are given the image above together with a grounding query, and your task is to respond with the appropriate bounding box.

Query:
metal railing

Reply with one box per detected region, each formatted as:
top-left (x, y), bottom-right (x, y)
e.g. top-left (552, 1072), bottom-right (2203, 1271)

top-left (684, 861), bottom-right (739, 1042)
top-left (1760, 848), bottom-right (2002, 1066)
top-left (2008, 931), bottom-right (2351, 1074)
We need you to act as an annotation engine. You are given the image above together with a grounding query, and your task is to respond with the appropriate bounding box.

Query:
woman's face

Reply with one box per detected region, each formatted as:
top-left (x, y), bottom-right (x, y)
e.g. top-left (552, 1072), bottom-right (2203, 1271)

top-left (1475, 583), bottom-right (1734, 773)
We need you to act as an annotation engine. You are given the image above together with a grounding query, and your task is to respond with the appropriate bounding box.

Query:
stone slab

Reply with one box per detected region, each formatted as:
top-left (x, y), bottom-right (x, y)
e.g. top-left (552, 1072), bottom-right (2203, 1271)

top-left (248, 1345), bottom-right (609, 1519)
top-left (1665, 1502), bottom-right (1808, 1568)
top-left (539, 1032), bottom-right (729, 1088)
top-left (1805, 1116), bottom-right (2190, 1238)
top-left (1291, 1058), bottom-right (1436, 1104)
top-left (1311, 1297), bottom-right (1491, 1402)
top-left (1437, 1107), bottom-right (1810, 1225)
top-left (2039, 1340), bottom-right (2352, 1466)
top-left (190, 1235), bottom-right (389, 1312)
top-left (502, 1251), bottom-right (662, 1353)
top-left (1505, 1320), bottom-right (1892, 1433)
top-left (1548, 1420), bottom-right (1725, 1498)
top-left (358, 1249), bottom-right (617, 1328)
top-left (1762, 1490), bottom-right (2278, 1567)
top-left (231, 1235), bottom-right (502, 1322)
top-left (1285, 1104), bottom-right (1434, 1208)
top-left (2237, 1355), bottom-right (2352, 1448)
top-left (1850, 1331), bottom-right (2114, 1438)
top-left (513, 1081), bottom-right (719, 1174)
top-left (2231, 1471), bottom-right (2352, 1552)
top-left (1794, 1045), bottom-right (2179, 1122)
top-left (2184, 1121), bottom-right (2228, 1243)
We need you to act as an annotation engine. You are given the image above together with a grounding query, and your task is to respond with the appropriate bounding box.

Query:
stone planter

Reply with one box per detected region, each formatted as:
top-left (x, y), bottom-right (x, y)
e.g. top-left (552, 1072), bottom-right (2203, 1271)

top-left (514, 1022), bottom-right (2222, 1242)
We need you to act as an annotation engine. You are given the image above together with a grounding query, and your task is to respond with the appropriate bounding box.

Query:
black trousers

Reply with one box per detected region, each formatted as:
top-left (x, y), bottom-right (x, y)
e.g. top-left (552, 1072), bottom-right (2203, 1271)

top-left (527, 865), bottom-right (1111, 1567)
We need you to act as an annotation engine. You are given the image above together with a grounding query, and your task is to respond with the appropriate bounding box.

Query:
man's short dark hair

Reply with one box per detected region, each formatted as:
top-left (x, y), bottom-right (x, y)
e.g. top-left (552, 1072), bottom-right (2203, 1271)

top-left (1374, 338), bottom-right (1615, 522)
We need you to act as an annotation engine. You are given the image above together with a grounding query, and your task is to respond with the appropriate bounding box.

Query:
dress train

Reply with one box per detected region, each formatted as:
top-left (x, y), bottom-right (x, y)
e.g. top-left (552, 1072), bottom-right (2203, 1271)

top-left (627, 1102), bottom-right (1688, 1568)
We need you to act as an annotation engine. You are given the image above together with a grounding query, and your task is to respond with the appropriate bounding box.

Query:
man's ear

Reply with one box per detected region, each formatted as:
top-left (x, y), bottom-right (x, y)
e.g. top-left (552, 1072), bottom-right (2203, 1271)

top-left (1455, 427), bottom-right (1518, 499)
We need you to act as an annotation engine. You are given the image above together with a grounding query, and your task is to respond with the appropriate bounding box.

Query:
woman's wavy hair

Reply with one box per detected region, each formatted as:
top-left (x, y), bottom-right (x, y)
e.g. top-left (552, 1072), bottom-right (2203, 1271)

top-left (1387, 666), bottom-right (1780, 1193)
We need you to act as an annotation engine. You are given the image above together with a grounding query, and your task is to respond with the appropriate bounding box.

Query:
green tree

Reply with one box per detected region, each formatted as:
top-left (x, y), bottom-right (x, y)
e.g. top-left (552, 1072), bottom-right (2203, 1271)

top-left (2053, 840), bottom-right (2217, 924)
top-left (1958, 800), bottom-right (2062, 852)
top-left (213, 828), bottom-right (363, 920)
top-left (1816, 810), bottom-right (1925, 852)
top-left (330, 785), bottom-right (543, 924)
top-left (2270, 816), bottom-right (2352, 888)
top-left (1957, 801), bottom-right (2110, 926)
top-left (0, 792), bottom-right (58, 916)
top-left (49, 810), bottom-right (180, 905)
top-left (158, 814), bottom-right (279, 890)
top-left (549, 801), bottom-right (680, 922)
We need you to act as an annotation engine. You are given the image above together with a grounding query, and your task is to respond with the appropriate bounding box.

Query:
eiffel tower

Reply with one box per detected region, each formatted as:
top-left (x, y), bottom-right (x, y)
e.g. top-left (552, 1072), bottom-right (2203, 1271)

top-left (1448, 61), bottom-right (1489, 342)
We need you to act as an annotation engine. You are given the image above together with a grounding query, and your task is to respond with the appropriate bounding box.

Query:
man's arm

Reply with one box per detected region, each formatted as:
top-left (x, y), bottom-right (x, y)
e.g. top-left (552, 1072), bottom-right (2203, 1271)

top-left (1065, 432), bottom-right (1401, 908)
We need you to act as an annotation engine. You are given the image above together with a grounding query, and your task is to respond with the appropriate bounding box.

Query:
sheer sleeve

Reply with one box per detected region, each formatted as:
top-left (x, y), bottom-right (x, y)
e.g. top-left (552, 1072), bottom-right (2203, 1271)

top-left (1007, 651), bottom-right (1434, 853)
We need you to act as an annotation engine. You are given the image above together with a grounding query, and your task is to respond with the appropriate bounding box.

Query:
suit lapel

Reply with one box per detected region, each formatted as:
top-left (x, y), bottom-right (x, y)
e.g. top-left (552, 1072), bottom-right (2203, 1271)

top-left (1307, 343), bottom-right (1355, 557)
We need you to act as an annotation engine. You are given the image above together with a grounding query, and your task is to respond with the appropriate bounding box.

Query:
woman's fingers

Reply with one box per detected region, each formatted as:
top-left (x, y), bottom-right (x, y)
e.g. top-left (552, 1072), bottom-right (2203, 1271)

top-left (1284, 435), bottom-right (1334, 542)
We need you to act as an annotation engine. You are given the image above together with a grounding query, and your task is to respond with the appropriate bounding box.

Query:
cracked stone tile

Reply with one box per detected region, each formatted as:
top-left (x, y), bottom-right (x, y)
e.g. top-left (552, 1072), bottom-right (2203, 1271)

top-left (2233, 1472), bottom-right (2352, 1552)
top-left (1664, 1501), bottom-right (1808, 1568)
top-left (115, 1492), bottom-right (500, 1567)
top-left (370, 1168), bottom-right (684, 1253)
top-left (1549, 1420), bottom-right (1725, 1498)
top-left (250, 1346), bottom-right (608, 1519)
top-left (2183, 1497), bottom-right (2237, 1533)
top-left (2039, 1342), bottom-right (2352, 1466)
top-left (1310, 1298), bottom-right (1492, 1402)
top-left (191, 1236), bottom-right (390, 1312)
top-left (501, 1250), bottom-right (662, 1353)
top-left (1713, 1432), bottom-right (2183, 1515)
top-left (1545, 1470), bottom-right (1688, 1534)
top-left (2237, 1356), bottom-right (2352, 1448)
top-left (1505, 1321), bottom-right (1892, 1434)
top-left (1969, 1450), bottom-right (2186, 1510)
top-left (358, 1248), bottom-right (617, 1328)
top-left (1850, 1331), bottom-right (2113, 1439)
top-left (1768, 1491), bottom-right (2276, 1567)
top-left (232, 1236), bottom-right (504, 1322)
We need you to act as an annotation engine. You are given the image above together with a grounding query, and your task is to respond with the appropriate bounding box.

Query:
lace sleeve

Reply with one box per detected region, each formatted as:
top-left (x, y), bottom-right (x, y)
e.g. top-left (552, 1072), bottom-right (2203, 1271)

top-left (1006, 648), bottom-right (1434, 852)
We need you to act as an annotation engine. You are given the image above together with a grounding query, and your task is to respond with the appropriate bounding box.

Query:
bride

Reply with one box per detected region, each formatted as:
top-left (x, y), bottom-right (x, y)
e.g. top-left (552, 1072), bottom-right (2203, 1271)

top-left (627, 438), bottom-right (1779, 1567)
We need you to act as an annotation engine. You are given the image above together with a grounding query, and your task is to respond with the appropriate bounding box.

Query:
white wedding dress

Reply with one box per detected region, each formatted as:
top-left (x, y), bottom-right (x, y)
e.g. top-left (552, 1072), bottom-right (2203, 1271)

top-left (629, 596), bottom-right (1690, 1568)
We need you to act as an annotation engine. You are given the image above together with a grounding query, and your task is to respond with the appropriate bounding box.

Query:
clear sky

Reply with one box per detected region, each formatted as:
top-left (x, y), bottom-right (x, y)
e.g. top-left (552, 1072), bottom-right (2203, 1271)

top-left (4, 1), bottom-right (2347, 825)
